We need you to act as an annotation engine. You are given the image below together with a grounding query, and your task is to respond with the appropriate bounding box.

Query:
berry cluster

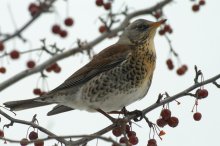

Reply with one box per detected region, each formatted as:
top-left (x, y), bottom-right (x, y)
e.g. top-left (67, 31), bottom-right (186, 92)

top-left (51, 24), bottom-right (68, 38)
top-left (156, 108), bottom-right (179, 128)
top-left (51, 17), bottom-right (74, 38)
top-left (191, 0), bottom-right (206, 12)
top-left (166, 58), bottom-right (188, 76)
top-left (46, 62), bottom-right (61, 73)
top-left (159, 24), bottom-right (173, 36)
top-left (112, 124), bottom-right (139, 145)
top-left (20, 130), bottom-right (44, 146)
top-left (95, 0), bottom-right (112, 10)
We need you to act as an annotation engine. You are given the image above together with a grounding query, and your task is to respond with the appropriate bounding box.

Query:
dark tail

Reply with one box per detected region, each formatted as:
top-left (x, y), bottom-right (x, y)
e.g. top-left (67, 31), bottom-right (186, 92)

top-left (4, 98), bottom-right (51, 111)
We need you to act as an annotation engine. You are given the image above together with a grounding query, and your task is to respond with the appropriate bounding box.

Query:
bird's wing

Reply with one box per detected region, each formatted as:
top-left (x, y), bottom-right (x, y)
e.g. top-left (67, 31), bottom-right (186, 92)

top-left (48, 44), bottom-right (133, 93)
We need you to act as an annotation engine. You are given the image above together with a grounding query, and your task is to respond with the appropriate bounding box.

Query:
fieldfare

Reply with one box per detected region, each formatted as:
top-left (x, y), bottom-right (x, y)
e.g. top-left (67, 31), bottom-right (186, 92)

top-left (4, 19), bottom-right (165, 116)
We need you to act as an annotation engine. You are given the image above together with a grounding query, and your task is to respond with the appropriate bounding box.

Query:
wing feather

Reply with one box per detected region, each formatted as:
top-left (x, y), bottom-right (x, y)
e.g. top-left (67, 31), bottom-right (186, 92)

top-left (49, 44), bottom-right (133, 93)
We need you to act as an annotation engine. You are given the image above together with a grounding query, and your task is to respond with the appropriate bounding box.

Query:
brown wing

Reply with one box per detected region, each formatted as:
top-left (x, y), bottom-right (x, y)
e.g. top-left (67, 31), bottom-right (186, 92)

top-left (49, 44), bottom-right (133, 93)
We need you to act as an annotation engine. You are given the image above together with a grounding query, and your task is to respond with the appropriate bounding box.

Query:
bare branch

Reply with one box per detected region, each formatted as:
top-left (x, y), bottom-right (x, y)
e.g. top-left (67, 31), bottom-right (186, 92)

top-left (1, 0), bottom-right (57, 43)
top-left (0, 109), bottom-right (68, 144)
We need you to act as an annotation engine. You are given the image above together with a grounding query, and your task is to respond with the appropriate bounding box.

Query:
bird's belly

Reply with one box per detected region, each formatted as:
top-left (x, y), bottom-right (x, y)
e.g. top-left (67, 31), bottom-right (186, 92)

top-left (77, 74), bottom-right (152, 112)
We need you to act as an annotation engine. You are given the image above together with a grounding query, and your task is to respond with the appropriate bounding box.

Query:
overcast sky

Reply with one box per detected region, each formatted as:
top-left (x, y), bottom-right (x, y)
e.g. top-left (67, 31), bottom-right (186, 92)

top-left (1, 0), bottom-right (220, 146)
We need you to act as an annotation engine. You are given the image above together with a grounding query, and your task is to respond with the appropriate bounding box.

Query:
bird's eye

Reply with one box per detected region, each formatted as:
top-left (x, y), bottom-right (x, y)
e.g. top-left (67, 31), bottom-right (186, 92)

top-left (137, 24), bottom-right (148, 31)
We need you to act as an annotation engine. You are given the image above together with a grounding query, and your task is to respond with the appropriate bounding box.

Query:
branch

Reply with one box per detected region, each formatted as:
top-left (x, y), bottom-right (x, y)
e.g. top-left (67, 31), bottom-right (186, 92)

top-left (1, 0), bottom-right (57, 43)
top-left (0, 110), bottom-right (68, 145)
top-left (0, 0), bottom-right (173, 92)
top-left (0, 134), bottom-right (122, 146)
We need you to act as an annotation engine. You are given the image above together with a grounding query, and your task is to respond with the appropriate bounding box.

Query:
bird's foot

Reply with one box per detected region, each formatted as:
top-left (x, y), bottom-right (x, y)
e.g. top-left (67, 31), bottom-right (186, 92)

top-left (125, 109), bottom-right (144, 122)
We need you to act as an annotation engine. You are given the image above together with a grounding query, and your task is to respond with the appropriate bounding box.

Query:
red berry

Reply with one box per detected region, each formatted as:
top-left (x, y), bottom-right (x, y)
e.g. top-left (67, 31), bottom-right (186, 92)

top-left (33, 88), bottom-right (41, 95)
top-left (20, 138), bottom-right (29, 146)
top-left (59, 30), bottom-right (68, 38)
top-left (28, 3), bottom-right (37, 11)
top-left (0, 67), bottom-right (6, 74)
top-left (129, 135), bottom-right (139, 145)
top-left (196, 89), bottom-right (208, 99)
top-left (0, 41), bottom-right (4, 51)
top-left (164, 25), bottom-right (171, 32)
top-left (148, 139), bottom-right (157, 146)
top-left (166, 59), bottom-right (174, 70)
top-left (0, 130), bottom-right (4, 137)
top-left (193, 112), bottom-right (202, 121)
top-left (159, 29), bottom-right (165, 35)
top-left (112, 127), bottom-right (122, 137)
top-left (29, 131), bottom-right (38, 140)
top-left (156, 118), bottom-right (167, 127)
top-left (40, 91), bottom-right (47, 96)
top-left (52, 24), bottom-right (61, 34)
top-left (176, 67), bottom-right (185, 75)
top-left (27, 60), bottom-right (36, 69)
top-left (53, 66), bottom-right (61, 73)
top-left (160, 109), bottom-right (171, 120)
top-left (64, 17), bottom-right (74, 26)
top-left (182, 64), bottom-right (188, 71)
top-left (153, 12), bottom-right (161, 19)
top-left (34, 140), bottom-right (44, 146)
top-left (199, 0), bottom-right (205, 5)
top-left (167, 116), bottom-right (179, 128)
top-left (95, 0), bottom-right (103, 6)
top-left (99, 25), bottom-right (107, 33)
top-left (10, 50), bottom-right (20, 59)
top-left (192, 4), bottom-right (200, 12)
top-left (127, 131), bottom-right (136, 138)
top-left (103, 2), bottom-right (111, 10)
top-left (119, 137), bottom-right (126, 144)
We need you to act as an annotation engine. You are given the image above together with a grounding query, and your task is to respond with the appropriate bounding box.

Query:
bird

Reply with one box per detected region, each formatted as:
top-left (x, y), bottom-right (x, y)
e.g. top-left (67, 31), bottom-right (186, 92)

top-left (4, 19), bottom-right (165, 116)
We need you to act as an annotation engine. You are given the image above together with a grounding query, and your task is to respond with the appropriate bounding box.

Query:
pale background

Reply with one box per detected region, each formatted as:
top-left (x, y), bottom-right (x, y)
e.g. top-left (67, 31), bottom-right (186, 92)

top-left (0, 0), bottom-right (220, 146)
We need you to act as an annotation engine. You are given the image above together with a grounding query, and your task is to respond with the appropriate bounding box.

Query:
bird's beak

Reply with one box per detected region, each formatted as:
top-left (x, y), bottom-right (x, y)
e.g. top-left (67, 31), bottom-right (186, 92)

top-left (150, 19), bottom-right (167, 28)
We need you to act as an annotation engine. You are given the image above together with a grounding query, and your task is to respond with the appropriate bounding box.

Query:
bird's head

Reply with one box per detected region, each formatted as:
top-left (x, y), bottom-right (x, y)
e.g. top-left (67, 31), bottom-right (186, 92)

top-left (118, 19), bottom-right (166, 45)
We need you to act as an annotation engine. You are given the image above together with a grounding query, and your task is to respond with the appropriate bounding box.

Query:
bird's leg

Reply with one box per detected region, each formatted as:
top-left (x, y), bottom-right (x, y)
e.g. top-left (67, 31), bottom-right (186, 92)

top-left (96, 109), bottom-right (116, 122)
top-left (108, 107), bottom-right (128, 115)
top-left (123, 108), bottom-right (144, 122)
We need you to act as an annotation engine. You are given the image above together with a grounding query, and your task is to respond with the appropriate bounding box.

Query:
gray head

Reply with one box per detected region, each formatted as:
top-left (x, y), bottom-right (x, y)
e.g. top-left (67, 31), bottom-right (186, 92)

top-left (118, 19), bottom-right (166, 45)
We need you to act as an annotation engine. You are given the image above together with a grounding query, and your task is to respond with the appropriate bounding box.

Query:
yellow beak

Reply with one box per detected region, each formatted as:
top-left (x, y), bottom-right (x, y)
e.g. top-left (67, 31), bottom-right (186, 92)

top-left (150, 19), bottom-right (167, 28)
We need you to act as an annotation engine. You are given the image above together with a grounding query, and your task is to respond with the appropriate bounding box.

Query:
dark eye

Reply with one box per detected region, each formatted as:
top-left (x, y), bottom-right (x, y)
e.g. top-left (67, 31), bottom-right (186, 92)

top-left (137, 24), bottom-right (148, 31)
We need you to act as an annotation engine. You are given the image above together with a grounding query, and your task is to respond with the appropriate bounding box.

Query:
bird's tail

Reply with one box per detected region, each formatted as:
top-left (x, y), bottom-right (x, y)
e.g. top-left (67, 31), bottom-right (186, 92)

top-left (4, 98), bottom-right (51, 111)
